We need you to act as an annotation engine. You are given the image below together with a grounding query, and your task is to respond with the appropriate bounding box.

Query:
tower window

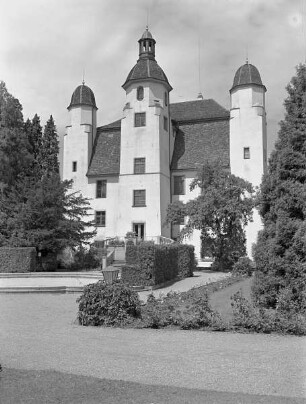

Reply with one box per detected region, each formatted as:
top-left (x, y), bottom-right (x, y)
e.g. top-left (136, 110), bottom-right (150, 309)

top-left (173, 176), bottom-right (185, 195)
top-left (134, 158), bottom-right (145, 174)
top-left (95, 211), bottom-right (106, 227)
top-left (164, 116), bottom-right (168, 131)
top-left (133, 190), bottom-right (146, 207)
top-left (137, 86), bottom-right (144, 101)
top-left (72, 161), bottom-right (77, 172)
top-left (96, 180), bottom-right (107, 198)
top-left (164, 92), bottom-right (168, 106)
top-left (135, 112), bottom-right (146, 127)
top-left (244, 147), bottom-right (250, 159)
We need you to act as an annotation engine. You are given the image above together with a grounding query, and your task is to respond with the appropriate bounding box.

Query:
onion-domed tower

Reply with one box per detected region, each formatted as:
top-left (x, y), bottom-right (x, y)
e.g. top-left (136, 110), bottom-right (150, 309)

top-left (118, 27), bottom-right (173, 239)
top-left (229, 61), bottom-right (268, 255)
top-left (63, 82), bottom-right (97, 191)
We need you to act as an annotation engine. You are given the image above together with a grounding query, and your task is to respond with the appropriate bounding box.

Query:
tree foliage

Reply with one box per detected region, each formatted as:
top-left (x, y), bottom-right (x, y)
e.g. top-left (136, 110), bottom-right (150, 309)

top-left (167, 161), bottom-right (254, 271)
top-left (253, 63), bottom-right (306, 311)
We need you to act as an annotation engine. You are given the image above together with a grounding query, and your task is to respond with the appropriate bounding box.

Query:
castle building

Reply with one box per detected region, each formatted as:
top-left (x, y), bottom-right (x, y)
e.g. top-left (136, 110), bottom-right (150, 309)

top-left (63, 28), bottom-right (267, 259)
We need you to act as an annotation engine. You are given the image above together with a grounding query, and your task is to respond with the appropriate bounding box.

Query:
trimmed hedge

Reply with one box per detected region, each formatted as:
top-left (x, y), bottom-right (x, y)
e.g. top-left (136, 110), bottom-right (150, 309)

top-left (0, 247), bottom-right (36, 273)
top-left (122, 243), bottom-right (195, 287)
top-left (121, 264), bottom-right (153, 287)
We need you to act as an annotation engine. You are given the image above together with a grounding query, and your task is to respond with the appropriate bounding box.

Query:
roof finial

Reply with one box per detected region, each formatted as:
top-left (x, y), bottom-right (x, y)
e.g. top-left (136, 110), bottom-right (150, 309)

top-left (82, 69), bottom-right (85, 85)
top-left (197, 16), bottom-right (203, 100)
top-left (146, 2), bottom-right (149, 31)
top-left (246, 43), bottom-right (249, 64)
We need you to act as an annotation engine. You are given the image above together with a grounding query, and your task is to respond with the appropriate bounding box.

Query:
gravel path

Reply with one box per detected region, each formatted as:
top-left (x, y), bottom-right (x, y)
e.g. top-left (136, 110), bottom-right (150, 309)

top-left (1, 293), bottom-right (306, 401)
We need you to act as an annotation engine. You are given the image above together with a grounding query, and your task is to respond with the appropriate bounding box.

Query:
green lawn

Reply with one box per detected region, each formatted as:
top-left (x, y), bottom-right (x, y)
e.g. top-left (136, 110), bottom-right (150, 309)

top-left (1, 367), bottom-right (300, 404)
top-left (209, 277), bottom-right (253, 322)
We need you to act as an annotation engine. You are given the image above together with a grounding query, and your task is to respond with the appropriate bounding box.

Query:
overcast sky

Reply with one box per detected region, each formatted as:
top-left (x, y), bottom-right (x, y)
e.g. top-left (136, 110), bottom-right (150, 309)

top-left (1, 0), bottom-right (306, 154)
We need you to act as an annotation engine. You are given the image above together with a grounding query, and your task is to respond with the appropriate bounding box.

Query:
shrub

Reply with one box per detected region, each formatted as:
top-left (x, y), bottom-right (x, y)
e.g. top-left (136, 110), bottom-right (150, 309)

top-left (121, 264), bottom-right (153, 287)
top-left (232, 256), bottom-right (254, 277)
top-left (123, 242), bottom-right (194, 287)
top-left (77, 281), bottom-right (141, 326)
top-left (230, 290), bottom-right (306, 335)
top-left (0, 247), bottom-right (36, 273)
top-left (177, 244), bottom-right (195, 278)
top-left (125, 243), bottom-right (138, 265)
top-left (140, 291), bottom-right (225, 330)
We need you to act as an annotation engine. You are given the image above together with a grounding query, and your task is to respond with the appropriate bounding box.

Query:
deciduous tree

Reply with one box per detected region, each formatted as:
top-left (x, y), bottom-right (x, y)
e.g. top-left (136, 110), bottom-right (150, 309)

top-left (167, 161), bottom-right (254, 271)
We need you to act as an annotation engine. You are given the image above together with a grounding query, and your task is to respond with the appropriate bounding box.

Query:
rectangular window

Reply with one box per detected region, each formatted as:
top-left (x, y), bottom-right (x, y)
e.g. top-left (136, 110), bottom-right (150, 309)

top-left (72, 161), bottom-right (77, 172)
top-left (173, 176), bottom-right (185, 195)
top-left (134, 158), bottom-right (145, 174)
top-left (244, 147), bottom-right (250, 159)
top-left (174, 216), bottom-right (185, 225)
top-left (133, 190), bottom-right (146, 207)
top-left (134, 112), bottom-right (146, 127)
top-left (164, 116), bottom-right (168, 131)
top-left (95, 211), bottom-right (106, 227)
top-left (96, 180), bottom-right (107, 198)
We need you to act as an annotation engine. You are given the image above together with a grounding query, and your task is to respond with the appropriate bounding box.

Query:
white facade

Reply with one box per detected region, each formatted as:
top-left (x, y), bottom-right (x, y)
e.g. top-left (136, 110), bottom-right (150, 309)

top-left (230, 82), bottom-right (267, 255)
top-left (63, 30), bottom-right (267, 260)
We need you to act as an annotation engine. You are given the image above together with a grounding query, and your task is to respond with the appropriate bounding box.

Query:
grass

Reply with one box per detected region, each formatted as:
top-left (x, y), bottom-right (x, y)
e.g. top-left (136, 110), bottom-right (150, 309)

top-left (209, 277), bottom-right (252, 322)
top-left (1, 367), bottom-right (300, 404)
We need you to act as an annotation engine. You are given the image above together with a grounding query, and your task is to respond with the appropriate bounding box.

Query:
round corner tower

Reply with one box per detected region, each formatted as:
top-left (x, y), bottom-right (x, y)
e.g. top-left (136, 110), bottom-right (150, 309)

top-left (229, 61), bottom-right (268, 256)
top-left (63, 83), bottom-right (97, 191)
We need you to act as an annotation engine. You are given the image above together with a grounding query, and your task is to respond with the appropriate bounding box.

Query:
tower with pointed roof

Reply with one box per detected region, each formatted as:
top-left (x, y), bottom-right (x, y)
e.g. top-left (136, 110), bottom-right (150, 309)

top-left (117, 27), bottom-right (173, 239)
top-left (230, 61), bottom-right (268, 254)
top-left (64, 82), bottom-right (97, 192)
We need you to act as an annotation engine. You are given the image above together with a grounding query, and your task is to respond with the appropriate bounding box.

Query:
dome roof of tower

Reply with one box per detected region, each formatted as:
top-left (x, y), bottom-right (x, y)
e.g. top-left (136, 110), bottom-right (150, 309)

top-left (231, 62), bottom-right (265, 91)
top-left (141, 28), bottom-right (153, 39)
top-left (68, 83), bottom-right (97, 109)
top-left (122, 58), bottom-right (172, 90)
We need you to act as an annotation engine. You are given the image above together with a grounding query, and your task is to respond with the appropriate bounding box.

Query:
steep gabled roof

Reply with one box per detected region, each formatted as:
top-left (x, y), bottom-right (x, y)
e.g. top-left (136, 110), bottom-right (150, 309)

top-left (170, 99), bottom-right (229, 123)
top-left (87, 125), bottom-right (121, 177)
top-left (171, 120), bottom-right (230, 171)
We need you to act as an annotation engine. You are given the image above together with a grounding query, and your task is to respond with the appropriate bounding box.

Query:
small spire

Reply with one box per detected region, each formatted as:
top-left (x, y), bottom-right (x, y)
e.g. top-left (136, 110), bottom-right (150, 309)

top-left (82, 69), bottom-right (85, 85)
top-left (246, 43), bottom-right (249, 64)
top-left (197, 92), bottom-right (204, 100)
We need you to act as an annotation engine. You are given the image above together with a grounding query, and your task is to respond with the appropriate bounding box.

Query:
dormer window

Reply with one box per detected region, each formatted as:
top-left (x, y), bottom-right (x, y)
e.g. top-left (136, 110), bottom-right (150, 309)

top-left (137, 86), bottom-right (144, 101)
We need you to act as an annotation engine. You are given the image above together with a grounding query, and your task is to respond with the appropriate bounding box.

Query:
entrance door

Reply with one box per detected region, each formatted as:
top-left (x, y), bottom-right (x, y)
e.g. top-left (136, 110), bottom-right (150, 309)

top-left (133, 223), bottom-right (145, 240)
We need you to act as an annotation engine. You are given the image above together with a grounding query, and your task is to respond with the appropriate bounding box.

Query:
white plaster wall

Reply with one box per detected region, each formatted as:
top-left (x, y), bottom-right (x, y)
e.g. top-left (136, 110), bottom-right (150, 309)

top-left (230, 85), bottom-right (267, 256)
top-left (87, 177), bottom-right (120, 240)
top-left (63, 106), bottom-right (95, 195)
top-left (171, 171), bottom-right (201, 258)
top-left (118, 80), bottom-right (171, 240)
top-left (117, 173), bottom-right (163, 238)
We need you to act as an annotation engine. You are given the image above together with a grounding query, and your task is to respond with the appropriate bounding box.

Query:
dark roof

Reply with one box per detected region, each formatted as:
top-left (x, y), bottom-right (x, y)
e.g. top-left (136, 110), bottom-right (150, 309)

top-left (122, 58), bottom-right (172, 90)
top-left (68, 84), bottom-right (97, 109)
top-left (170, 99), bottom-right (229, 123)
top-left (88, 98), bottom-right (229, 176)
top-left (87, 127), bottom-right (120, 176)
top-left (231, 63), bottom-right (265, 91)
top-left (141, 28), bottom-right (153, 39)
top-left (171, 120), bottom-right (230, 170)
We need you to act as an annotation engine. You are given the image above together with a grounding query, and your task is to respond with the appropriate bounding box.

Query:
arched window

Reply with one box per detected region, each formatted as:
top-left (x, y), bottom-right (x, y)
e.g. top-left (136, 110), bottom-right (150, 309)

top-left (137, 86), bottom-right (144, 101)
top-left (164, 92), bottom-right (168, 106)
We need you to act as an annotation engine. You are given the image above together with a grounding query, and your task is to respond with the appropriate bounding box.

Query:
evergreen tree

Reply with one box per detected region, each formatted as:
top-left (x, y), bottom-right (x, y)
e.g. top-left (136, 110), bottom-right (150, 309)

top-left (0, 81), bottom-right (23, 129)
top-left (24, 114), bottom-right (43, 161)
top-left (167, 161), bottom-right (254, 271)
top-left (0, 174), bottom-right (96, 254)
top-left (0, 82), bottom-right (32, 189)
top-left (39, 115), bottom-right (59, 175)
top-left (254, 63), bottom-right (306, 311)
